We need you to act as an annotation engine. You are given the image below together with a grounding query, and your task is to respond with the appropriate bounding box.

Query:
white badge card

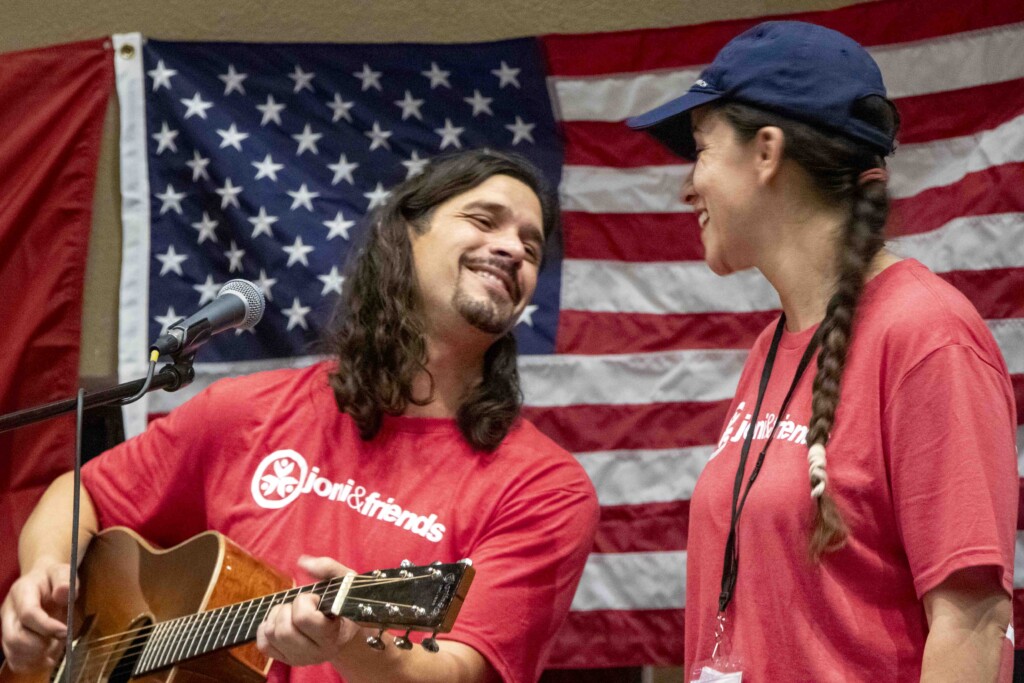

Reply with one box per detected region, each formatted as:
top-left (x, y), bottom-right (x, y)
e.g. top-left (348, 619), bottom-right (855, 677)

top-left (689, 659), bottom-right (743, 682)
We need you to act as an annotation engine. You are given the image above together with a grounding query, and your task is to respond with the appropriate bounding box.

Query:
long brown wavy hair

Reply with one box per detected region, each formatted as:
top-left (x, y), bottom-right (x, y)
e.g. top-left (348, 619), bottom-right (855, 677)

top-left (323, 149), bottom-right (559, 451)
top-left (714, 96), bottom-right (900, 559)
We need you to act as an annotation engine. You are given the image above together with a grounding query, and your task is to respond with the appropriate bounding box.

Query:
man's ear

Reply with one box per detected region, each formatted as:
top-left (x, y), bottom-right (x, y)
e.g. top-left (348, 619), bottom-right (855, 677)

top-left (753, 126), bottom-right (785, 185)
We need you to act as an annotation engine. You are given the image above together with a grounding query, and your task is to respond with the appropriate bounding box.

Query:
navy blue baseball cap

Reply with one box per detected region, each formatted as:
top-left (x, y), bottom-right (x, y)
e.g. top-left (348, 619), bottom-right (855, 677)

top-left (627, 21), bottom-right (896, 159)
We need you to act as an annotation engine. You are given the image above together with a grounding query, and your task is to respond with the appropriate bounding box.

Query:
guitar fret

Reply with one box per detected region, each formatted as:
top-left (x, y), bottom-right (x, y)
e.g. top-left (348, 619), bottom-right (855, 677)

top-left (136, 621), bottom-right (158, 673)
top-left (151, 621), bottom-right (171, 672)
top-left (199, 602), bottom-right (228, 656)
top-left (169, 613), bottom-right (198, 666)
top-left (184, 610), bottom-right (209, 660)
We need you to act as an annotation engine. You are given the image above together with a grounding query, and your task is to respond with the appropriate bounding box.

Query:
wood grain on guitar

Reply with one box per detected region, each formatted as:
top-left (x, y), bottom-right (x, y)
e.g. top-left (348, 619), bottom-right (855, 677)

top-left (0, 527), bottom-right (474, 683)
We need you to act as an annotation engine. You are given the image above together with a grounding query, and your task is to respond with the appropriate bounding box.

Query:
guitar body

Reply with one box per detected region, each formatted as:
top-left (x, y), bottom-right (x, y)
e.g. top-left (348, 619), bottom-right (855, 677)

top-left (0, 527), bottom-right (292, 683)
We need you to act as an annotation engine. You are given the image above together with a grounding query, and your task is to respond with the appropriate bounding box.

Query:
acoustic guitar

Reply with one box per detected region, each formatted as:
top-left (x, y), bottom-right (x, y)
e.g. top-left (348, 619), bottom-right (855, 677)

top-left (0, 527), bottom-right (474, 683)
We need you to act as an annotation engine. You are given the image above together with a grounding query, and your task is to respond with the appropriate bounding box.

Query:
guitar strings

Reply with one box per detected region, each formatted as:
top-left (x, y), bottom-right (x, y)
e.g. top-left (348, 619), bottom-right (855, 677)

top-left (61, 572), bottom-right (445, 682)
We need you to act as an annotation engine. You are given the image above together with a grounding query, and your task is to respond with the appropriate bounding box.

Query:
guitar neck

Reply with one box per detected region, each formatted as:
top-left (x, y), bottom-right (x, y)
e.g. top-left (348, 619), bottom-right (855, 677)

top-left (134, 579), bottom-right (336, 676)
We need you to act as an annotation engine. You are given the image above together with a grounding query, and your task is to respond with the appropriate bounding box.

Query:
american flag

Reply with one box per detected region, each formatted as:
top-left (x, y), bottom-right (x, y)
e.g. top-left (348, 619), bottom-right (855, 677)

top-left (114, 0), bottom-right (1024, 668)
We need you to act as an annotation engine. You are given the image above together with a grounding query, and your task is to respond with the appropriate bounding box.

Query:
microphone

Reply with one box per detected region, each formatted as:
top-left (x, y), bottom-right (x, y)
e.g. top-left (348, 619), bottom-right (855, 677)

top-left (151, 279), bottom-right (265, 358)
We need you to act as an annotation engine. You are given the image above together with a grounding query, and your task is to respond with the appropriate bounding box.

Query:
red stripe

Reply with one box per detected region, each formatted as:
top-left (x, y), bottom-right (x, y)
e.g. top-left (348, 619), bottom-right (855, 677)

top-left (1014, 589), bottom-right (1024, 649)
top-left (522, 400), bottom-right (729, 453)
top-left (561, 211), bottom-right (700, 261)
top-left (563, 167), bottom-right (1024, 264)
top-left (548, 609), bottom-right (685, 668)
top-left (541, 0), bottom-right (1024, 77)
top-left (889, 163), bottom-right (1024, 237)
top-left (594, 500), bottom-right (689, 553)
top-left (561, 78), bottom-right (1024, 167)
top-left (1012, 374), bottom-right (1024, 427)
top-left (556, 310), bottom-right (774, 355)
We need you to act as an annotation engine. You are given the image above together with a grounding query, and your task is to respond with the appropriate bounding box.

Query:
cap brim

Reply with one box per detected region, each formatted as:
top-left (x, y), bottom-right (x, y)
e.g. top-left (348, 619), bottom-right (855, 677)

top-left (626, 90), bottom-right (722, 159)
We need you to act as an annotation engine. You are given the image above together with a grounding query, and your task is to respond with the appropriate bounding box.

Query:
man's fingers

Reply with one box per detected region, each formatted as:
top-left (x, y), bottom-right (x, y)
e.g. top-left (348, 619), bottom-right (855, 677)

top-left (297, 555), bottom-right (352, 579)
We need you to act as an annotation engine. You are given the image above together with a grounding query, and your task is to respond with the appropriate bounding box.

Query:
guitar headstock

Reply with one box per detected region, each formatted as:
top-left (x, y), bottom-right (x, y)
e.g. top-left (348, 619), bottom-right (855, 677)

top-left (320, 559), bottom-right (475, 637)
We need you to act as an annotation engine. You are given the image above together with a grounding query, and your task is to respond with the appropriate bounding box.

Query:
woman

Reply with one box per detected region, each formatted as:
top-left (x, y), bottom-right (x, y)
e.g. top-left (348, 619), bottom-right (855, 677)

top-left (628, 21), bottom-right (1017, 681)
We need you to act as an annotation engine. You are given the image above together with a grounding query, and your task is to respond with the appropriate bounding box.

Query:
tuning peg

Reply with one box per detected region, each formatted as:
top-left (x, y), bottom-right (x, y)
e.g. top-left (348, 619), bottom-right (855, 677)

top-left (393, 629), bottom-right (414, 650)
top-left (400, 559), bottom-right (412, 568)
top-left (366, 627), bottom-right (387, 651)
top-left (458, 558), bottom-right (473, 567)
top-left (422, 629), bottom-right (440, 653)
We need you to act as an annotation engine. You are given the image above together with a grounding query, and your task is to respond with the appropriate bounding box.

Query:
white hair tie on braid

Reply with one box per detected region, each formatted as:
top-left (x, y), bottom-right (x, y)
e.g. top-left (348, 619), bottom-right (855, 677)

top-left (808, 443), bottom-right (828, 499)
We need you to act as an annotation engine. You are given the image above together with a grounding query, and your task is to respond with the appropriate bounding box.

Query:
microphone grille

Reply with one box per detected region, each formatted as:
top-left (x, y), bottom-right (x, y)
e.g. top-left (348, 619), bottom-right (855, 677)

top-left (219, 279), bottom-right (266, 330)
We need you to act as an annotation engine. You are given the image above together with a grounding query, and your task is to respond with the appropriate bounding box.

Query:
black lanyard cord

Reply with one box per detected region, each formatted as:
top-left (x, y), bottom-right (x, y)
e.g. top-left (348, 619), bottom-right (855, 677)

top-left (718, 314), bottom-right (824, 613)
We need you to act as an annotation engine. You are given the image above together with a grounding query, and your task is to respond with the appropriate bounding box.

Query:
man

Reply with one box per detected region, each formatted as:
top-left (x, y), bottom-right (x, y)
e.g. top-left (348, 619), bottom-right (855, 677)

top-left (1, 150), bottom-right (600, 683)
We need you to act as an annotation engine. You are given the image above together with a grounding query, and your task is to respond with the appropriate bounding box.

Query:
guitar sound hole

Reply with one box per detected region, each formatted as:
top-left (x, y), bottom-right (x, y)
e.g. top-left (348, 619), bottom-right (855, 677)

top-left (106, 616), bottom-right (152, 683)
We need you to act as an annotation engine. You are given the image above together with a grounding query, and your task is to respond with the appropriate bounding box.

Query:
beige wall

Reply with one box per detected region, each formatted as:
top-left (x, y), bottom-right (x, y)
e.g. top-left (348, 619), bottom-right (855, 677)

top-left (0, 0), bottom-right (866, 387)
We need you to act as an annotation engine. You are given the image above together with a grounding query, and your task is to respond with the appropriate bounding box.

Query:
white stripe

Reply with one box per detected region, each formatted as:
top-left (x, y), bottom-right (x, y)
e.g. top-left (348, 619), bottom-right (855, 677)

top-left (562, 259), bottom-right (777, 315)
top-left (988, 318), bottom-right (1024, 376)
top-left (561, 164), bottom-right (691, 214)
top-left (1007, 624), bottom-right (1015, 644)
top-left (571, 551), bottom-right (686, 611)
top-left (551, 23), bottom-right (1024, 122)
top-left (575, 446), bottom-right (713, 506)
top-left (562, 214), bottom-right (1024, 315)
top-left (872, 23), bottom-right (1024, 100)
top-left (113, 33), bottom-right (152, 439)
top-left (519, 349), bottom-right (747, 407)
top-left (561, 114), bottom-right (1024, 214)
top-left (889, 114), bottom-right (1024, 200)
top-left (892, 213), bottom-right (1024, 273)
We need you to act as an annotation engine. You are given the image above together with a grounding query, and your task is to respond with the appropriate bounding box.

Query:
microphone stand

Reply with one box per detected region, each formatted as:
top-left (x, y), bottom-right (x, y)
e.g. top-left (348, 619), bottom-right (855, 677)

top-left (0, 356), bottom-right (195, 434)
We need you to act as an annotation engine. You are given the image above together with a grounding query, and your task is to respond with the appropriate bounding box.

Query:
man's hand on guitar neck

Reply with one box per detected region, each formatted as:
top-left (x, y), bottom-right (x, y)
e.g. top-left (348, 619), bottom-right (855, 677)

top-left (0, 562), bottom-right (74, 673)
top-left (257, 555), bottom-right (497, 683)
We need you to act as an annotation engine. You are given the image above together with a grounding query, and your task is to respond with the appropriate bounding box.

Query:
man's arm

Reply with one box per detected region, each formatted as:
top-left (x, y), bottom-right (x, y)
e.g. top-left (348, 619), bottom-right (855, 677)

top-left (0, 471), bottom-right (100, 673)
top-left (256, 556), bottom-right (497, 683)
top-left (920, 565), bottom-right (1010, 682)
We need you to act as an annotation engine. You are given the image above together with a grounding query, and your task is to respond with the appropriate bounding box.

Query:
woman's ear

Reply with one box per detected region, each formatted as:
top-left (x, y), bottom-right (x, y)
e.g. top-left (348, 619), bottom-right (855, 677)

top-left (753, 126), bottom-right (785, 185)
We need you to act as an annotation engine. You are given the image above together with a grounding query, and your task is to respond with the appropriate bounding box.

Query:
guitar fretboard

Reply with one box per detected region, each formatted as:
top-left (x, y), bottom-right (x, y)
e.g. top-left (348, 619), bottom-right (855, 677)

top-left (133, 580), bottom-right (334, 675)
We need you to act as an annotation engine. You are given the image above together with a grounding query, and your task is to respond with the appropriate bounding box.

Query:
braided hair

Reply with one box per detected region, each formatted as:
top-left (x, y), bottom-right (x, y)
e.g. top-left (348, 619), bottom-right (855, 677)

top-left (714, 97), bottom-right (900, 559)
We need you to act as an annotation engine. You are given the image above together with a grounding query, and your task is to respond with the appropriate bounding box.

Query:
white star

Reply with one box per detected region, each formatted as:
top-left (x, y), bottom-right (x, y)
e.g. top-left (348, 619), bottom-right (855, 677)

top-left (282, 297), bottom-right (312, 331)
top-left (216, 123), bottom-right (249, 151)
top-left (282, 236), bottom-right (315, 267)
top-left (257, 95), bottom-right (286, 126)
top-left (328, 153), bottom-right (359, 186)
top-left (252, 154), bottom-right (284, 182)
top-left (289, 65), bottom-right (316, 93)
top-left (364, 182), bottom-right (391, 211)
top-left (505, 116), bottom-right (536, 145)
top-left (435, 118), bottom-right (465, 150)
top-left (421, 62), bottom-right (451, 89)
top-left (401, 150), bottom-right (429, 179)
top-left (193, 275), bottom-right (222, 305)
top-left (394, 90), bottom-right (424, 121)
top-left (353, 63), bottom-right (382, 92)
top-left (326, 93), bottom-right (355, 123)
top-left (318, 266), bottom-right (346, 296)
top-left (190, 211), bottom-right (219, 244)
top-left (219, 64), bottom-right (248, 95)
top-left (365, 121), bottom-right (392, 151)
top-left (518, 304), bottom-right (539, 327)
top-left (287, 183), bottom-right (320, 211)
top-left (155, 306), bottom-right (182, 334)
top-left (155, 245), bottom-right (188, 276)
top-left (180, 92), bottom-right (214, 120)
top-left (248, 207), bottom-right (279, 238)
top-left (255, 269), bottom-right (278, 302)
top-left (185, 150), bottom-right (211, 181)
top-left (148, 60), bottom-right (177, 91)
top-left (215, 178), bottom-right (243, 209)
top-left (492, 61), bottom-right (521, 89)
top-left (464, 90), bottom-right (494, 117)
top-left (224, 240), bottom-right (246, 272)
top-left (156, 184), bottom-right (186, 215)
top-left (152, 122), bottom-right (179, 155)
top-left (323, 212), bottom-right (355, 241)
top-left (292, 123), bottom-right (323, 156)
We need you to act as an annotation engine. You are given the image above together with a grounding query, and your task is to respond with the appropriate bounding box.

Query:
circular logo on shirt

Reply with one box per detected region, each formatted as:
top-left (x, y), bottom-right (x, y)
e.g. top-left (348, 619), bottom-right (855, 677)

top-left (250, 449), bottom-right (308, 509)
